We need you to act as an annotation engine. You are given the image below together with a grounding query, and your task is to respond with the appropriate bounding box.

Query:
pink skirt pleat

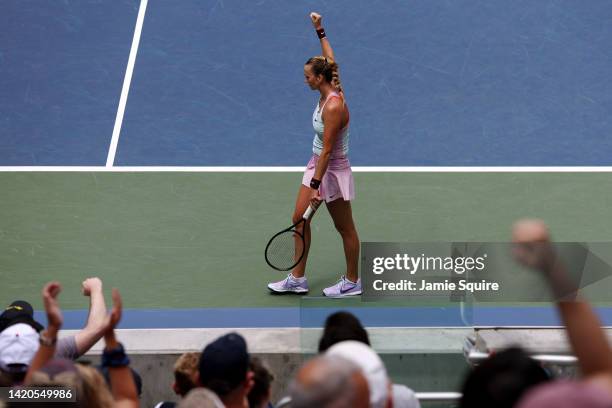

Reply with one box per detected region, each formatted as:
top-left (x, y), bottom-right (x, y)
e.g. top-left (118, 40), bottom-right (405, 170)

top-left (301, 154), bottom-right (355, 202)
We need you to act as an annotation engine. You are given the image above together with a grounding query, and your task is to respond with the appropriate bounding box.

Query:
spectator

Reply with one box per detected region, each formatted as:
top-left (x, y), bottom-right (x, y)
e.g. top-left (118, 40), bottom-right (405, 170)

top-left (98, 365), bottom-right (143, 398)
top-left (173, 352), bottom-right (200, 397)
top-left (459, 347), bottom-right (550, 408)
top-left (248, 357), bottom-right (274, 408)
top-left (289, 354), bottom-right (369, 408)
top-left (0, 300), bottom-right (44, 333)
top-left (199, 332), bottom-right (254, 408)
top-left (178, 387), bottom-right (223, 408)
top-left (154, 352), bottom-right (200, 408)
top-left (318, 312), bottom-right (419, 408)
top-left (0, 277), bottom-right (108, 385)
top-left (326, 340), bottom-right (392, 408)
top-left (29, 358), bottom-right (114, 408)
top-left (0, 322), bottom-right (39, 384)
top-left (318, 311), bottom-right (370, 352)
top-left (24, 281), bottom-right (139, 408)
top-left (512, 219), bottom-right (612, 407)
top-left (519, 381), bottom-right (612, 408)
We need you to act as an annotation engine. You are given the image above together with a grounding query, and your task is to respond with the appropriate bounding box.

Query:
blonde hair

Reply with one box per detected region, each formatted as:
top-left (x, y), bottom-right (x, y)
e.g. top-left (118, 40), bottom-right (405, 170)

top-left (306, 56), bottom-right (342, 93)
top-left (29, 363), bottom-right (113, 408)
top-left (173, 352), bottom-right (200, 396)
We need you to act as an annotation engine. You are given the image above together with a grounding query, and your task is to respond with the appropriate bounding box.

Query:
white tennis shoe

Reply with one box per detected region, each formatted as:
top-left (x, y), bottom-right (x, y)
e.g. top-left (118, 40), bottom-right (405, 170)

top-left (268, 273), bottom-right (309, 294)
top-left (323, 276), bottom-right (362, 298)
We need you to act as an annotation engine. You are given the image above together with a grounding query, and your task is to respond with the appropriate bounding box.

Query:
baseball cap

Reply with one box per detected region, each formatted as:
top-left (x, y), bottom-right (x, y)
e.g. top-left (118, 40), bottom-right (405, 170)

top-left (326, 340), bottom-right (390, 408)
top-left (0, 323), bottom-right (40, 373)
top-left (0, 301), bottom-right (44, 333)
top-left (199, 332), bottom-right (250, 396)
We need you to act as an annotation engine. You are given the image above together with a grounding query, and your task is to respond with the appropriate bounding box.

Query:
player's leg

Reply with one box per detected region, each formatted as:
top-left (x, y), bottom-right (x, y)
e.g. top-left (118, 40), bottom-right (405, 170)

top-left (291, 184), bottom-right (314, 279)
top-left (326, 198), bottom-right (359, 281)
top-left (323, 198), bottom-right (361, 297)
top-left (267, 184), bottom-right (312, 294)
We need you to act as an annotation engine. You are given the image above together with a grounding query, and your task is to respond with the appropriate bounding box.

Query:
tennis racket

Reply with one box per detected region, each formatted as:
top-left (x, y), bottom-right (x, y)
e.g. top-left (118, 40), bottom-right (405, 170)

top-left (265, 205), bottom-right (316, 271)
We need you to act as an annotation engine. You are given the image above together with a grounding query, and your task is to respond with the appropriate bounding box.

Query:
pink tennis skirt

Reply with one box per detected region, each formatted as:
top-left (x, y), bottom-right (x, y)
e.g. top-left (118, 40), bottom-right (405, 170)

top-left (302, 154), bottom-right (355, 202)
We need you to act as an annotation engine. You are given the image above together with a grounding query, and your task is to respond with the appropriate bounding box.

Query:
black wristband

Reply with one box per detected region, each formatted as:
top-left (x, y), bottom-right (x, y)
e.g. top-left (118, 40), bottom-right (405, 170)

top-left (102, 342), bottom-right (130, 367)
top-left (316, 28), bottom-right (326, 39)
top-left (310, 178), bottom-right (321, 189)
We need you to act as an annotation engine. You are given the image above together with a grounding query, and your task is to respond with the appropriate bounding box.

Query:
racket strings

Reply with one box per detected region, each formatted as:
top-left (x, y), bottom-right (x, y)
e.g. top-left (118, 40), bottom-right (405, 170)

top-left (266, 229), bottom-right (305, 270)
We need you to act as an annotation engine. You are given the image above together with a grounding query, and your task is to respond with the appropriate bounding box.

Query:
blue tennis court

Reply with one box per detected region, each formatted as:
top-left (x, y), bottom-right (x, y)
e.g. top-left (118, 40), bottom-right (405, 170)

top-left (3, 0), bottom-right (612, 166)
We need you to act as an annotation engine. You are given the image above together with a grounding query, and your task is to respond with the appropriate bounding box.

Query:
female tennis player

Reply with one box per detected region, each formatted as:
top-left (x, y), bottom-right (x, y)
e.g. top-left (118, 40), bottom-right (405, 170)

top-left (268, 12), bottom-right (361, 297)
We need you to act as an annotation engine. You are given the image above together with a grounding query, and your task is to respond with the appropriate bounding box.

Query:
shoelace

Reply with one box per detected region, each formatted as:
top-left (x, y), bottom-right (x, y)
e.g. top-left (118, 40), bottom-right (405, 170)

top-left (287, 274), bottom-right (302, 286)
top-left (339, 276), bottom-right (358, 289)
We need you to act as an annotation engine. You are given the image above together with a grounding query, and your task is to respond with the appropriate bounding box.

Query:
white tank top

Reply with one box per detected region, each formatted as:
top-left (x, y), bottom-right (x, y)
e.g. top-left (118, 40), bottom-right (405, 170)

top-left (312, 92), bottom-right (349, 157)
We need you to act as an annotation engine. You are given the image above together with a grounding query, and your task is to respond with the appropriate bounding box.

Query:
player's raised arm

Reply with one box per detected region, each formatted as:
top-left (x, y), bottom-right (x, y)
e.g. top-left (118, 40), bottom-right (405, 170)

top-left (310, 12), bottom-right (335, 62)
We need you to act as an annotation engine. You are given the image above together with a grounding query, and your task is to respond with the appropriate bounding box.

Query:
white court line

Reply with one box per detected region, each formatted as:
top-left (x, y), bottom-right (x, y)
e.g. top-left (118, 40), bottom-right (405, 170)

top-left (105, 0), bottom-right (149, 167)
top-left (2, 166), bottom-right (612, 172)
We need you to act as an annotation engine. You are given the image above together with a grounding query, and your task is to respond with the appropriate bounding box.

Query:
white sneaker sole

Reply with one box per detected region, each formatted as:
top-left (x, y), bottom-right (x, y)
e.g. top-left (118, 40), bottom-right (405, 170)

top-left (323, 290), bottom-right (362, 298)
top-left (268, 285), bottom-right (309, 294)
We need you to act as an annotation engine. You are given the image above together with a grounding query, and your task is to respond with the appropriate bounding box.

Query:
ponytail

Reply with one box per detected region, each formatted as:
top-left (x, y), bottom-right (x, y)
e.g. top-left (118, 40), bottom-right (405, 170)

top-left (305, 56), bottom-right (343, 93)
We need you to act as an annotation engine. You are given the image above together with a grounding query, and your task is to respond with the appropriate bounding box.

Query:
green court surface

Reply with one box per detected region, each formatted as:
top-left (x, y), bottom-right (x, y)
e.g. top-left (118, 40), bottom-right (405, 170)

top-left (2, 172), bottom-right (612, 310)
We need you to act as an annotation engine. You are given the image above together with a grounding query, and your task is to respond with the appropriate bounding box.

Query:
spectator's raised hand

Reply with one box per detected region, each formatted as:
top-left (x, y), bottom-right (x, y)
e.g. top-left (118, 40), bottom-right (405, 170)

top-left (99, 288), bottom-right (139, 407)
top-left (42, 282), bottom-right (63, 331)
top-left (102, 289), bottom-right (122, 342)
top-left (512, 219), bottom-right (555, 273)
top-left (73, 277), bottom-right (108, 357)
top-left (81, 277), bottom-right (102, 297)
top-left (25, 282), bottom-right (63, 383)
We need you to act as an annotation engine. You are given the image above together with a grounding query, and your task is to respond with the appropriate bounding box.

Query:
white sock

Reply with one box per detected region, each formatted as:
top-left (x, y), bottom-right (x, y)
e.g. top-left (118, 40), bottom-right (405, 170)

top-left (290, 274), bottom-right (306, 282)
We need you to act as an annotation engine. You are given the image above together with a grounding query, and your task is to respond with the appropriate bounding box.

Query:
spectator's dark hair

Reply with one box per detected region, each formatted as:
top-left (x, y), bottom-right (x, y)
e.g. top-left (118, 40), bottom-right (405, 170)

top-left (0, 369), bottom-right (17, 386)
top-left (97, 365), bottom-right (143, 397)
top-left (460, 347), bottom-right (551, 408)
top-left (318, 311), bottom-right (370, 353)
top-left (0, 369), bottom-right (26, 386)
top-left (247, 357), bottom-right (274, 408)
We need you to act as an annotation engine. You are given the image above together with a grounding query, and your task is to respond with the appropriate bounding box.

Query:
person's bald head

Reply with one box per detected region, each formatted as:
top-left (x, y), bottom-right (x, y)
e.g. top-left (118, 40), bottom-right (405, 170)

top-left (290, 355), bottom-right (369, 408)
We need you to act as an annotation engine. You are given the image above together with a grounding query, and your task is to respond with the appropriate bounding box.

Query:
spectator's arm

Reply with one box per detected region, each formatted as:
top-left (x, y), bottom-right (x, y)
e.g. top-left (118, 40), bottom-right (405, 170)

top-left (557, 302), bottom-right (612, 379)
top-left (74, 277), bottom-right (107, 356)
top-left (512, 220), bottom-right (612, 382)
top-left (24, 282), bottom-right (63, 384)
top-left (101, 289), bottom-right (139, 408)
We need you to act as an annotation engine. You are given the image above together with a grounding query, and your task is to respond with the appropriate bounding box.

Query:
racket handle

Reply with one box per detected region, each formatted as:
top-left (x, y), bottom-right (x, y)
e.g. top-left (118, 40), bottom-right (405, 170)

top-left (302, 205), bottom-right (315, 220)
